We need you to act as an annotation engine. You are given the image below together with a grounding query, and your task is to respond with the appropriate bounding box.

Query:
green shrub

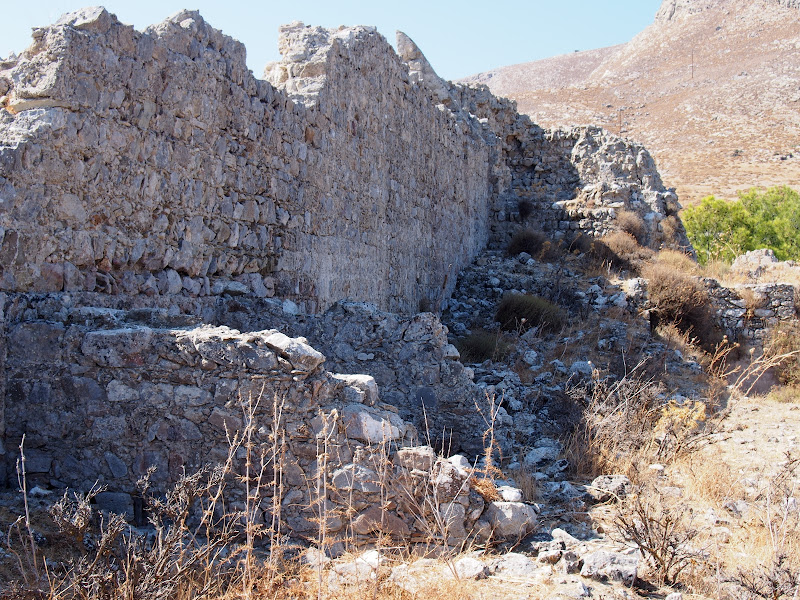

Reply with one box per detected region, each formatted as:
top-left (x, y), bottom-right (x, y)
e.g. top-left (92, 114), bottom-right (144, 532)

top-left (455, 330), bottom-right (512, 363)
top-left (495, 293), bottom-right (565, 333)
top-left (683, 186), bottom-right (800, 265)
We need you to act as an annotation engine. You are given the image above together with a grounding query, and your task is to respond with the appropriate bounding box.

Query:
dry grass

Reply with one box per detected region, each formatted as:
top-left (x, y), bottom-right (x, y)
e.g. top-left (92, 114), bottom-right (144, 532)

top-left (764, 322), bottom-right (800, 387)
top-left (454, 329), bottom-right (513, 363)
top-left (659, 215), bottom-right (683, 246)
top-left (495, 294), bottom-right (565, 334)
top-left (507, 229), bottom-right (563, 262)
top-left (562, 365), bottom-right (665, 480)
top-left (650, 248), bottom-right (700, 274)
top-left (615, 209), bottom-right (646, 243)
top-left (765, 384), bottom-right (800, 403)
top-left (702, 258), bottom-right (732, 281)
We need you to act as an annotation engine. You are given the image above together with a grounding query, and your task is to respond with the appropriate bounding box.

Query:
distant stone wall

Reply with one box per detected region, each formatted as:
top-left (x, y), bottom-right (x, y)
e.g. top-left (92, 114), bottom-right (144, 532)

top-left (707, 281), bottom-right (797, 344)
top-left (453, 84), bottom-right (688, 251)
top-left (0, 8), bottom-right (688, 315)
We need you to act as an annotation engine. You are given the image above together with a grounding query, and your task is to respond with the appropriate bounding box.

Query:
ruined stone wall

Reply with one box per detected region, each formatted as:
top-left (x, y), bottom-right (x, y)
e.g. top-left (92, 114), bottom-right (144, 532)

top-left (707, 280), bottom-right (797, 344)
top-left (0, 8), bottom-right (690, 318)
top-left (453, 83), bottom-right (689, 251)
top-left (0, 9), bottom-right (489, 314)
top-left (2, 296), bottom-right (528, 544)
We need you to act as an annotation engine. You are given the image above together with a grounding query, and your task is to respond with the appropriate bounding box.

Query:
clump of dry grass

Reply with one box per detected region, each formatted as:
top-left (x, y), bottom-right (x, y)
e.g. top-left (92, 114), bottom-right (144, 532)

top-left (650, 248), bottom-right (700, 274)
top-left (455, 329), bottom-right (513, 363)
top-left (571, 231), bottom-right (653, 274)
top-left (563, 363), bottom-right (719, 481)
top-left (495, 294), bottom-right (565, 334)
top-left (615, 209), bottom-right (646, 244)
top-left (562, 366), bottom-right (664, 479)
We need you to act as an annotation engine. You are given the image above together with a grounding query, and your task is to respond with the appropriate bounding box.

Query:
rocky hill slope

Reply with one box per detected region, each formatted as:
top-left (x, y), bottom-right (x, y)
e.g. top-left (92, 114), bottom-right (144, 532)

top-left (463, 0), bottom-right (800, 204)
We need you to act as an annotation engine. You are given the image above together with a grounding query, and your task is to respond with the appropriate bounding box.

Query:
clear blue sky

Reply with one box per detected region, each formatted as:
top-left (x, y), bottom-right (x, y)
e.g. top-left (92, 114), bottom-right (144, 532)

top-left (2, 2), bottom-right (661, 81)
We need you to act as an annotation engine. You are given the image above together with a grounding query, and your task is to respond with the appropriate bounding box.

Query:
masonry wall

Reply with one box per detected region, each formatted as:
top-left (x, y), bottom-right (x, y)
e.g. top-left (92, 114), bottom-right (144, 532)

top-left (0, 8), bottom-right (691, 317)
top-left (0, 9), bottom-right (490, 314)
top-left (1, 296), bottom-right (509, 544)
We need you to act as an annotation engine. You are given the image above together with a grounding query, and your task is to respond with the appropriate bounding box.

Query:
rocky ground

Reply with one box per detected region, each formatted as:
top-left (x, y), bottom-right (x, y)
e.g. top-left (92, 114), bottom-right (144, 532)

top-left (0, 245), bottom-right (798, 599)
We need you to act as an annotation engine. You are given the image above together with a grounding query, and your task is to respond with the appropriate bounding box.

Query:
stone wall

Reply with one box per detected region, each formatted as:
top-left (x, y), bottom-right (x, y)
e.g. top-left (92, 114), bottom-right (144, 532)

top-left (707, 281), bottom-right (797, 344)
top-left (0, 8), bottom-right (688, 316)
top-left (452, 84), bottom-right (689, 251)
top-left (0, 9), bottom-right (490, 314)
top-left (1, 296), bottom-right (532, 544)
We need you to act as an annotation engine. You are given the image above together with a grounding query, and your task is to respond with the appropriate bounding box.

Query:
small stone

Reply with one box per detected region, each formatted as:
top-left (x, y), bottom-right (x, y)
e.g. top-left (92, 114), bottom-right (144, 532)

top-left (580, 550), bottom-right (638, 586)
top-left (484, 501), bottom-right (539, 538)
top-left (455, 556), bottom-right (487, 579)
top-left (587, 474), bottom-right (631, 503)
top-left (95, 492), bottom-right (134, 521)
top-left (394, 446), bottom-right (437, 472)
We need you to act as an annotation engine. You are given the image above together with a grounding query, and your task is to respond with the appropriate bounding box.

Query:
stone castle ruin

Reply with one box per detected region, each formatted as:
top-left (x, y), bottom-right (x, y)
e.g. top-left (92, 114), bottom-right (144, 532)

top-left (0, 7), bottom-right (692, 541)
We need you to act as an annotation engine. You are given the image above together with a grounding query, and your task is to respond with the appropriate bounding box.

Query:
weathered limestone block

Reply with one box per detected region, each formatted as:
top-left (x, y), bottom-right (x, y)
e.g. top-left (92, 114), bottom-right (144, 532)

top-left (484, 501), bottom-right (539, 538)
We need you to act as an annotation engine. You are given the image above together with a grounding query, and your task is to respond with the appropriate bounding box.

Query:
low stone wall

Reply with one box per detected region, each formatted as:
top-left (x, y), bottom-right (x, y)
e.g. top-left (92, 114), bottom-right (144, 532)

top-left (1, 298), bottom-right (534, 545)
top-left (706, 279), bottom-right (797, 344)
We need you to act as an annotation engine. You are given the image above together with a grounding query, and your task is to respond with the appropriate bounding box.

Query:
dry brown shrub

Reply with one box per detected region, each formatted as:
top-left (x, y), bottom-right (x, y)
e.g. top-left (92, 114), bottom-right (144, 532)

top-left (469, 477), bottom-right (501, 502)
top-left (615, 209), bottom-right (646, 243)
top-left (614, 480), bottom-right (704, 586)
top-left (642, 261), bottom-right (722, 349)
top-left (660, 215), bottom-right (682, 245)
top-left (604, 230), bottom-right (654, 267)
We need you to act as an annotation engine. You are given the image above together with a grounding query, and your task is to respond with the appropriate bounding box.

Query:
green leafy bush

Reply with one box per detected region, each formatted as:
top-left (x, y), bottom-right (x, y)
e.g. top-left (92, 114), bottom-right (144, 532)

top-left (495, 293), bottom-right (565, 333)
top-left (683, 186), bottom-right (800, 265)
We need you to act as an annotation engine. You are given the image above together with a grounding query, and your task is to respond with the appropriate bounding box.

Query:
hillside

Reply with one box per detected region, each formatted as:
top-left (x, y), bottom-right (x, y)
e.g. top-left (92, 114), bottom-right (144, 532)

top-left (462, 0), bottom-right (800, 204)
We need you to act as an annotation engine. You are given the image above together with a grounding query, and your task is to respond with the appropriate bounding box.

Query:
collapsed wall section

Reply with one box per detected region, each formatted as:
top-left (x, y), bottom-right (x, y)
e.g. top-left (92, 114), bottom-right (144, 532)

top-left (2, 297), bottom-right (531, 545)
top-left (0, 9), bottom-right (490, 314)
top-left (453, 84), bottom-right (690, 251)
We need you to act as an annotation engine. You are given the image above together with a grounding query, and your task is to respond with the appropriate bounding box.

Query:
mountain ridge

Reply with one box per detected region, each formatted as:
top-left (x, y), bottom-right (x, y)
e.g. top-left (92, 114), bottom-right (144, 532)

top-left (461, 0), bottom-right (800, 204)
